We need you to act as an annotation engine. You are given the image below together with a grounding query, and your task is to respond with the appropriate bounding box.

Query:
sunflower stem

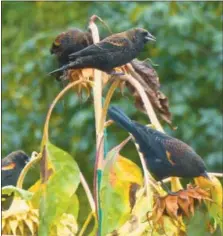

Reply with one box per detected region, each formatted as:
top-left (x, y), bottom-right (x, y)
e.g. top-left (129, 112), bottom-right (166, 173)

top-left (89, 15), bottom-right (103, 235)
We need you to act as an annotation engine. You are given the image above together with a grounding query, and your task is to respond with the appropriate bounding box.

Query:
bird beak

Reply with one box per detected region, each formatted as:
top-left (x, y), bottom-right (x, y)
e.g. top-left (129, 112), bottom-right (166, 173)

top-left (145, 32), bottom-right (156, 41)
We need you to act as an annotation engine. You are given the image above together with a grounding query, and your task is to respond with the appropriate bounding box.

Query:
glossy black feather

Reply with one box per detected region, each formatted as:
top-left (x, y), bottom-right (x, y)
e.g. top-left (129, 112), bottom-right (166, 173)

top-left (2, 150), bottom-right (29, 187)
top-left (2, 151), bottom-right (29, 210)
top-left (50, 29), bottom-right (93, 65)
top-left (50, 29), bottom-right (93, 80)
top-left (49, 28), bottom-right (155, 75)
top-left (108, 106), bottom-right (208, 181)
top-left (69, 37), bottom-right (131, 60)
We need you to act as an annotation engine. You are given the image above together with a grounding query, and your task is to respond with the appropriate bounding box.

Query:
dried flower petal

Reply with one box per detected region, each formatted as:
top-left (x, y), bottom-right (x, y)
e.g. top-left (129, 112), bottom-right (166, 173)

top-left (148, 185), bottom-right (211, 224)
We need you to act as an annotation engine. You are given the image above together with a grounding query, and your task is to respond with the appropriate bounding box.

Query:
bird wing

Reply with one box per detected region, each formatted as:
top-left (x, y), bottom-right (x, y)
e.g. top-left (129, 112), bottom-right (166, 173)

top-left (158, 135), bottom-right (195, 157)
top-left (69, 36), bottom-right (131, 59)
top-left (2, 157), bottom-right (16, 170)
top-left (152, 131), bottom-right (199, 165)
top-left (2, 169), bottom-right (14, 179)
top-left (132, 123), bottom-right (170, 163)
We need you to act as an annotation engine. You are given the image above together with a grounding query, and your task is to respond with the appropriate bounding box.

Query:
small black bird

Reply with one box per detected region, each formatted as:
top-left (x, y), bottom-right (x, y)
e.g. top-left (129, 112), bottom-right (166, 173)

top-left (49, 28), bottom-right (156, 76)
top-left (50, 29), bottom-right (93, 81)
top-left (108, 106), bottom-right (208, 183)
top-left (50, 28), bottom-right (93, 66)
top-left (2, 150), bottom-right (30, 210)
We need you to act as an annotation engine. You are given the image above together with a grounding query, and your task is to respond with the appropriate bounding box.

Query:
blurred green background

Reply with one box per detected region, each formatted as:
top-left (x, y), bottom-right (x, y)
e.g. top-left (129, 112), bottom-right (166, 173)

top-left (2, 2), bottom-right (222, 234)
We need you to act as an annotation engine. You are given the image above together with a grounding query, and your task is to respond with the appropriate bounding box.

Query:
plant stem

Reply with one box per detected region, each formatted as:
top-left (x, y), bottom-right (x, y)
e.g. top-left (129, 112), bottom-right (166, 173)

top-left (88, 15), bottom-right (103, 232)
top-left (80, 172), bottom-right (96, 213)
top-left (162, 172), bottom-right (223, 183)
top-left (42, 79), bottom-right (91, 146)
top-left (78, 211), bottom-right (94, 236)
top-left (99, 80), bottom-right (120, 132)
top-left (17, 154), bottom-right (41, 188)
top-left (209, 172), bottom-right (223, 178)
top-left (124, 66), bottom-right (164, 132)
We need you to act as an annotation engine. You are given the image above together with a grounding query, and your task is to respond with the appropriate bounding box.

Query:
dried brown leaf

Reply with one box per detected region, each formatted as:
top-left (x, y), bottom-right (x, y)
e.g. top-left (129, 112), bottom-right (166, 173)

top-left (148, 185), bottom-right (211, 225)
top-left (153, 197), bottom-right (166, 222)
top-left (165, 195), bottom-right (179, 219)
top-left (129, 59), bottom-right (172, 125)
top-left (177, 198), bottom-right (190, 217)
top-left (129, 183), bottom-right (140, 211)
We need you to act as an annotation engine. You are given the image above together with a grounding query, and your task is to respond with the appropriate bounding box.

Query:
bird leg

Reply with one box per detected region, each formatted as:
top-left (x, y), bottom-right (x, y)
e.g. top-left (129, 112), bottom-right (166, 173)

top-left (160, 181), bottom-right (179, 196)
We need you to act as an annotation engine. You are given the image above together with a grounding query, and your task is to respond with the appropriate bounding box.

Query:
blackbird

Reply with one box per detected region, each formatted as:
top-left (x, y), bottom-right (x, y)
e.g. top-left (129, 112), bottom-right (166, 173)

top-left (50, 29), bottom-right (93, 80)
top-left (108, 106), bottom-right (208, 183)
top-left (49, 28), bottom-right (156, 76)
top-left (2, 150), bottom-right (30, 210)
top-left (50, 28), bottom-right (93, 66)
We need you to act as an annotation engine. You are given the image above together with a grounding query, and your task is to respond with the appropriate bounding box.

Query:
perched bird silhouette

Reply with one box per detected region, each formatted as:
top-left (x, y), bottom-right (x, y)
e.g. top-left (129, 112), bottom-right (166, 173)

top-left (108, 106), bottom-right (209, 185)
top-left (50, 28), bottom-right (93, 80)
top-left (49, 28), bottom-right (156, 76)
top-left (2, 150), bottom-right (30, 210)
top-left (50, 28), bottom-right (93, 65)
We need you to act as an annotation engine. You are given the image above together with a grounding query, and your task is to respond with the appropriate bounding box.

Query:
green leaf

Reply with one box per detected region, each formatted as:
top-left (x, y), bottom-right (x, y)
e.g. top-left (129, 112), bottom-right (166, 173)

top-left (195, 175), bottom-right (223, 232)
top-left (28, 180), bottom-right (42, 208)
top-left (38, 141), bottom-right (80, 236)
top-left (2, 186), bottom-right (33, 201)
top-left (65, 193), bottom-right (79, 219)
top-left (100, 144), bottom-right (143, 235)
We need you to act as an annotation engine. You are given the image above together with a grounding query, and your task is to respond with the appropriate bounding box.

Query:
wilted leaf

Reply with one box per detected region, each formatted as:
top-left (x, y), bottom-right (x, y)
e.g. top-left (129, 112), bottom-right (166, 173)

top-left (39, 141), bottom-right (80, 236)
top-left (151, 216), bottom-right (186, 236)
top-left (195, 175), bottom-right (223, 232)
top-left (129, 59), bottom-right (172, 125)
top-left (148, 184), bottom-right (211, 225)
top-left (108, 188), bottom-right (185, 236)
top-left (100, 144), bottom-right (143, 235)
top-left (165, 195), bottom-right (178, 219)
top-left (50, 213), bottom-right (78, 236)
top-left (2, 186), bottom-right (33, 201)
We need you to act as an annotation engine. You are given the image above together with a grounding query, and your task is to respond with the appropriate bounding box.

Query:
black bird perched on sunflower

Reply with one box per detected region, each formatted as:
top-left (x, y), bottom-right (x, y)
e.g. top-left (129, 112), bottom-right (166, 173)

top-left (108, 106), bottom-right (209, 191)
top-left (50, 28), bottom-right (93, 65)
top-left (50, 28), bottom-right (93, 80)
top-left (49, 28), bottom-right (156, 76)
top-left (2, 150), bottom-right (30, 210)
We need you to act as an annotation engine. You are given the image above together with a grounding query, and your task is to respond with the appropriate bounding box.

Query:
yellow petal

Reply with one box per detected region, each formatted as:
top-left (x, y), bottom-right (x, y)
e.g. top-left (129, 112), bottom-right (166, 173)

top-left (18, 221), bottom-right (25, 235)
top-left (171, 177), bottom-right (183, 192)
top-left (24, 218), bottom-right (34, 235)
top-left (9, 219), bottom-right (18, 235)
top-left (195, 175), bottom-right (223, 231)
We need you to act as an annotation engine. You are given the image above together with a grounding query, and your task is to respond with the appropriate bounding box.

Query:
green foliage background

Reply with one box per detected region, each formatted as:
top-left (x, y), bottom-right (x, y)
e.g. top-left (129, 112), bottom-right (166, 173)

top-left (2, 2), bottom-right (222, 234)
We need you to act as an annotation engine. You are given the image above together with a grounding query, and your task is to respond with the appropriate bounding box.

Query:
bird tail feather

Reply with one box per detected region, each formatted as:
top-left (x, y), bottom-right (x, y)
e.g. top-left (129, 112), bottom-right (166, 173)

top-left (48, 61), bottom-right (78, 76)
top-left (108, 106), bottom-right (135, 133)
top-left (48, 65), bottom-right (68, 76)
